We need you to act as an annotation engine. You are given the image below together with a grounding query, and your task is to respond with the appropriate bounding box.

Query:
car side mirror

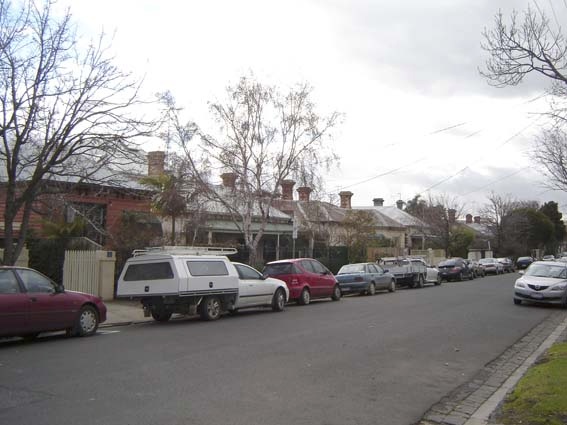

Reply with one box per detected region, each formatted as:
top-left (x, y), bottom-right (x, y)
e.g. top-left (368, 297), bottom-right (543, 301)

top-left (56, 283), bottom-right (65, 293)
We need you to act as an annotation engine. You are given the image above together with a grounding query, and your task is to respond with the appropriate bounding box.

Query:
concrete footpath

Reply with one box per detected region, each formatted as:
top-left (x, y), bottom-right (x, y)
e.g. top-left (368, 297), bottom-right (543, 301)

top-left (100, 302), bottom-right (567, 425)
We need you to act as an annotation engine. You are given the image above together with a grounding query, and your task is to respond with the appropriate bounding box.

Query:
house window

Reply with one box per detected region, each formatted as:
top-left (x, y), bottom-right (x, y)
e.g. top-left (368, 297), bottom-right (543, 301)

top-left (66, 202), bottom-right (107, 245)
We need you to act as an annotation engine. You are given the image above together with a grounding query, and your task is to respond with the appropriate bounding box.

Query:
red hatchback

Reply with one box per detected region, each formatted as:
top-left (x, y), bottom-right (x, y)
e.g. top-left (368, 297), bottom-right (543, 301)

top-left (263, 258), bottom-right (341, 305)
top-left (0, 267), bottom-right (107, 340)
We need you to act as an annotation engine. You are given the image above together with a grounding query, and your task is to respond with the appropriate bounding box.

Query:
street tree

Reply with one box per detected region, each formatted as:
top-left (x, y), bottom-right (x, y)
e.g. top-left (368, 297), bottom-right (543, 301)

top-left (0, 0), bottom-right (150, 265)
top-left (481, 5), bottom-right (567, 190)
top-left (481, 192), bottom-right (517, 253)
top-left (539, 201), bottom-right (566, 253)
top-left (340, 210), bottom-right (377, 263)
top-left (162, 76), bottom-right (340, 266)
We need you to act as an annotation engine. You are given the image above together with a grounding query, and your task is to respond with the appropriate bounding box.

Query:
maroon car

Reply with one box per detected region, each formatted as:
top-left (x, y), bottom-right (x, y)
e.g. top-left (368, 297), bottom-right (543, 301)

top-left (263, 258), bottom-right (341, 305)
top-left (0, 266), bottom-right (107, 340)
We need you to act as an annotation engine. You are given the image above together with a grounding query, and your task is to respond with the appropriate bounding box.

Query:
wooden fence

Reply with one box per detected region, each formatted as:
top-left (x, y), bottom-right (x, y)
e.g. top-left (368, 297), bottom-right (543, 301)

top-left (63, 250), bottom-right (116, 300)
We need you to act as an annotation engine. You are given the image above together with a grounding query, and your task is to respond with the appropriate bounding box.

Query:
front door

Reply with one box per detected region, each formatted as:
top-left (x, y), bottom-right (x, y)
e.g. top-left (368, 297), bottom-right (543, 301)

top-left (234, 264), bottom-right (271, 307)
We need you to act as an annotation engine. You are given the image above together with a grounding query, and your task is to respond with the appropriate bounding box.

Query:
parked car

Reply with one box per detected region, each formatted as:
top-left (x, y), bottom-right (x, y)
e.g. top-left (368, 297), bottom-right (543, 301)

top-left (425, 263), bottom-right (442, 285)
top-left (478, 258), bottom-right (504, 275)
top-left (335, 263), bottom-right (396, 295)
top-left (0, 266), bottom-right (107, 340)
top-left (516, 256), bottom-right (534, 270)
top-left (263, 258), bottom-right (341, 305)
top-left (437, 258), bottom-right (474, 282)
top-left (116, 248), bottom-right (288, 321)
top-left (497, 257), bottom-right (515, 273)
top-left (467, 260), bottom-right (485, 278)
top-left (542, 255), bottom-right (556, 261)
top-left (514, 261), bottom-right (567, 307)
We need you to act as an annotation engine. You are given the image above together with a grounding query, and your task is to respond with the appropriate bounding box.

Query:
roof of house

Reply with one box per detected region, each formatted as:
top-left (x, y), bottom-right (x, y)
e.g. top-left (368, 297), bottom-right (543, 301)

top-left (354, 206), bottom-right (427, 229)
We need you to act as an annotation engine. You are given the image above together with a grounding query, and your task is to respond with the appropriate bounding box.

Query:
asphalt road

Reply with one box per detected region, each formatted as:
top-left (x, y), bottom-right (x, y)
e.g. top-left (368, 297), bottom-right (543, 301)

top-left (0, 273), bottom-right (558, 425)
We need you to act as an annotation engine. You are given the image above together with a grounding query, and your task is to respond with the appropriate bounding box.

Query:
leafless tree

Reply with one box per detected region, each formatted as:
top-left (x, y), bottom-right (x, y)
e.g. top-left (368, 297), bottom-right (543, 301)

top-left (162, 76), bottom-right (340, 266)
top-left (481, 192), bottom-right (517, 252)
top-left (418, 194), bottom-right (465, 257)
top-left (0, 0), bottom-right (151, 265)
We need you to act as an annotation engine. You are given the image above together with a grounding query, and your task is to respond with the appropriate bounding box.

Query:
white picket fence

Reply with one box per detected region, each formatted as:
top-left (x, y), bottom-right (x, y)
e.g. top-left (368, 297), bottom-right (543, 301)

top-left (63, 250), bottom-right (116, 300)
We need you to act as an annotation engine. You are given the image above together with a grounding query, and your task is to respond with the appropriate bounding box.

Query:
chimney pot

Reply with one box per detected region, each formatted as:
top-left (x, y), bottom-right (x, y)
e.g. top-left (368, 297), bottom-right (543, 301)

top-left (339, 191), bottom-right (353, 209)
top-left (466, 214), bottom-right (473, 224)
top-left (373, 198), bottom-right (384, 207)
top-left (147, 151), bottom-right (166, 176)
top-left (281, 180), bottom-right (296, 200)
top-left (396, 200), bottom-right (404, 210)
top-left (221, 172), bottom-right (238, 189)
top-left (474, 216), bottom-right (481, 224)
top-left (297, 186), bottom-right (312, 202)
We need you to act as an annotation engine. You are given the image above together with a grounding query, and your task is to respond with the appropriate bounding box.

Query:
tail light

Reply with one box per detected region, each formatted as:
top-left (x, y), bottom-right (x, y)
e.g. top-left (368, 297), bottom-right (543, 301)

top-left (451, 267), bottom-right (462, 272)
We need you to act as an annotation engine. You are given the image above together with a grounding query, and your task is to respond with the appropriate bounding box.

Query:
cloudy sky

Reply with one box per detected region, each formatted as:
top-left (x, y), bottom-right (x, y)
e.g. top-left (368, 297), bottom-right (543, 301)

top-left (61, 0), bottom-right (567, 216)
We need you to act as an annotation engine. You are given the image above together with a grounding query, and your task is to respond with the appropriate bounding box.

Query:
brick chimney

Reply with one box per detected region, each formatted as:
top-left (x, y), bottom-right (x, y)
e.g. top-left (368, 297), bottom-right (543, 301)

top-left (221, 172), bottom-right (237, 189)
top-left (396, 200), bottom-right (404, 210)
top-left (281, 180), bottom-right (295, 200)
top-left (373, 198), bottom-right (384, 207)
top-left (448, 208), bottom-right (456, 223)
top-left (339, 191), bottom-right (353, 209)
top-left (474, 216), bottom-right (481, 224)
top-left (147, 151), bottom-right (165, 176)
top-left (297, 186), bottom-right (312, 202)
top-left (466, 214), bottom-right (473, 224)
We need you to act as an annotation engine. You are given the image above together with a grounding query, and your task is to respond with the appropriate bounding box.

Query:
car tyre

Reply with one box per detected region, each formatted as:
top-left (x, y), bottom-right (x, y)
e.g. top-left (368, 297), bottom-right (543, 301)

top-left (514, 298), bottom-right (522, 305)
top-left (388, 279), bottom-right (396, 292)
top-left (200, 296), bottom-right (222, 321)
top-left (298, 288), bottom-right (311, 305)
top-left (435, 275), bottom-right (442, 286)
top-left (70, 305), bottom-right (99, 337)
top-left (331, 285), bottom-right (341, 301)
top-left (458, 272), bottom-right (464, 282)
top-left (151, 309), bottom-right (172, 322)
top-left (368, 283), bottom-right (376, 296)
top-left (272, 288), bottom-right (286, 312)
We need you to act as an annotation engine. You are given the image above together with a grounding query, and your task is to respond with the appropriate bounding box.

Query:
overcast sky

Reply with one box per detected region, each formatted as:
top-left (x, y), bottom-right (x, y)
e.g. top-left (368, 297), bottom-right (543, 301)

top-left (61, 0), bottom-right (567, 216)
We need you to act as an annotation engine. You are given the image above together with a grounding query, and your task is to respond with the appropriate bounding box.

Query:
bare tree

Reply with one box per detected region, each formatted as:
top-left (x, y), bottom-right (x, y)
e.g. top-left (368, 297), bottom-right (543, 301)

top-left (418, 194), bottom-right (465, 257)
top-left (0, 0), bottom-right (150, 264)
top-left (481, 192), bottom-right (517, 253)
top-left (162, 76), bottom-right (340, 266)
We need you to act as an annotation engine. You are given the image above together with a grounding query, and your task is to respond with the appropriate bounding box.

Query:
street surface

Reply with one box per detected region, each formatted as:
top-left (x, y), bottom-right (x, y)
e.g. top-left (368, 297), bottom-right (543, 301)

top-left (0, 273), bottom-right (557, 425)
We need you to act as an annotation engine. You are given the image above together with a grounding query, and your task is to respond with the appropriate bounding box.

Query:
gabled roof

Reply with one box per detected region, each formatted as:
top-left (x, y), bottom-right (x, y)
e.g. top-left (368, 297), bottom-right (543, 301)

top-left (354, 206), bottom-right (427, 229)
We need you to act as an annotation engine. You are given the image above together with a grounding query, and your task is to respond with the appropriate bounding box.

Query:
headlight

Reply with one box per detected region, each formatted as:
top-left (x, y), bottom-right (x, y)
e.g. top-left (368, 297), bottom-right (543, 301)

top-left (550, 283), bottom-right (567, 291)
top-left (515, 281), bottom-right (526, 288)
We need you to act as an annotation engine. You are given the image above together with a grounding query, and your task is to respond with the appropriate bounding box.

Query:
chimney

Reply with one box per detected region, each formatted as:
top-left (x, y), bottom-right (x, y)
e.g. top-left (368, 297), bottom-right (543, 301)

top-left (466, 214), bottom-right (473, 224)
top-left (448, 208), bottom-right (456, 223)
top-left (373, 198), bottom-right (384, 207)
top-left (221, 172), bottom-right (237, 189)
top-left (147, 151), bottom-right (165, 176)
top-left (281, 180), bottom-right (295, 200)
top-left (396, 200), bottom-right (404, 210)
top-left (339, 191), bottom-right (353, 209)
top-left (474, 216), bottom-right (481, 224)
top-left (297, 186), bottom-right (312, 202)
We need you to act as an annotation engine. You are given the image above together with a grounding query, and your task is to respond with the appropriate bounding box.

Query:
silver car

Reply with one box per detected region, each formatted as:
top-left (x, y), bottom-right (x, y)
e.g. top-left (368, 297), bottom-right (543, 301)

top-left (514, 261), bottom-right (567, 307)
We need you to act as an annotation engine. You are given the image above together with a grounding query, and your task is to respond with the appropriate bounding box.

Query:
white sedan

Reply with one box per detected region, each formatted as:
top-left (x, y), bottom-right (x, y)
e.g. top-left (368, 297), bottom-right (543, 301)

top-left (232, 263), bottom-right (289, 312)
top-left (514, 261), bottom-right (567, 307)
top-left (425, 265), bottom-right (442, 285)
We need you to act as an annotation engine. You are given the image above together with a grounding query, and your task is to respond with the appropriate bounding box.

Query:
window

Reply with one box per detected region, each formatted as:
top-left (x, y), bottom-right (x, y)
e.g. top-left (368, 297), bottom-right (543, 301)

top-left (263, 263), bottom-right (295, 276)
top-left (124, 262), bottom-right (174, 281)
top-left (0, 270), bottom-right (20, 294)
top-left (187, 261), bottom-right (228, 277)
top-left (300, 260), bottom-right (316, 273)
top-left (16, 269), bottom-right (56, 293)
top-left (369, 264), bottom-right (381, 274)
top-left (234, 264), bottom-right (262, 280)
top-left (310, 260), bottom-right (327, 274)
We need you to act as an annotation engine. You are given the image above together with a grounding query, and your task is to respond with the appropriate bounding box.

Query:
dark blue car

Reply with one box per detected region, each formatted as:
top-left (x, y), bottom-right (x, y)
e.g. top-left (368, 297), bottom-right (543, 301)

top-left (335, 263), bottom-right (396, 295)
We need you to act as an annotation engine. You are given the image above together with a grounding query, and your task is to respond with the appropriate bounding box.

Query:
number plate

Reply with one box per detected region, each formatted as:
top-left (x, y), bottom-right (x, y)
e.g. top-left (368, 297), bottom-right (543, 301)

top-left (531, 293), bottom-right (544, 300)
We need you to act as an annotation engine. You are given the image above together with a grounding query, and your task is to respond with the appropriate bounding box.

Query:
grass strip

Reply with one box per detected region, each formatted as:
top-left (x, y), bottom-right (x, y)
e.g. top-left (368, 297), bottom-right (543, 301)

top-left (499, 342), bottom-right (567, 425)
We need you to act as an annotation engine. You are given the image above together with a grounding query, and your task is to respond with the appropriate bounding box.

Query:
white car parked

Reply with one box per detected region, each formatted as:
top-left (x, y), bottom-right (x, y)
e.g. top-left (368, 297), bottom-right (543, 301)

top-left (514, 261), bottom-right (567, 307)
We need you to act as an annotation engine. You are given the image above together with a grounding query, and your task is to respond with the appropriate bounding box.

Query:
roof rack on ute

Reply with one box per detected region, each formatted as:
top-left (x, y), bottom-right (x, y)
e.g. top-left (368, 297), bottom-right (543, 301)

top-left (132, 246), bottom-right (238, 257)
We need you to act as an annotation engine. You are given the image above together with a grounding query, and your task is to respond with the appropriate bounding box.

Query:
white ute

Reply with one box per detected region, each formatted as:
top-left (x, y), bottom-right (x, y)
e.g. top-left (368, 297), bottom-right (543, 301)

top-left (116, 247), bottom-right (289, 321)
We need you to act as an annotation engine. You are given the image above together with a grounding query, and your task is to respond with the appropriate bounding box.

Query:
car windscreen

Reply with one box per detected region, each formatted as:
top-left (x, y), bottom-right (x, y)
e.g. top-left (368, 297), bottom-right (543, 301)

top-left (524, 264), bottom-right (567, 278)
top-left (438, 260), bottom-right (456, 267)
top-left (338, 264), bottom-right (364, 274)
top-left (517, 257), bottom-right (531, 261)
top-left (479, 259), bottom-right (494, 264)
top-left (264, 263), bottom-right (294, 276)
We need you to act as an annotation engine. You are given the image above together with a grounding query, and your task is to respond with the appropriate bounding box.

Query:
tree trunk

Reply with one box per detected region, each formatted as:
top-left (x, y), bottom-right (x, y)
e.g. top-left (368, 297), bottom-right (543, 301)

top-left (171, 214), bottom-right (176, 245)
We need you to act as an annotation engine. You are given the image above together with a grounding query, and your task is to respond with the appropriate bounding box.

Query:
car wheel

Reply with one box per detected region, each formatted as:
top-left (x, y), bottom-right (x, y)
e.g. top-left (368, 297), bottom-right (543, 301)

top-left (200, 296), bottom-right (222, 321)
top-left (331, 285), bottom-right (341, 301)
top-left (458, 272), bottom-right (463, 282)
top-left (388, 279), bottom-right (396, 292)
top-left (469, 272), bottom-right (474, 281)
top-left (435, 275), bottom-right (442, 286)
top-left (70, 305), bottom-right (99, 337)
top-left (298, 288), bottom-right (311, 305)
top-left (514, 298), bottom-right (522, 305)
top-left (151, 309), bottom-right (172, 322)
top-left (417, 275), bottom-right (425, 288)
top-left (272, 288), bottom-right (286, 312)
top-left (368, 283), bottom-right (376, 296)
